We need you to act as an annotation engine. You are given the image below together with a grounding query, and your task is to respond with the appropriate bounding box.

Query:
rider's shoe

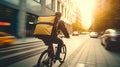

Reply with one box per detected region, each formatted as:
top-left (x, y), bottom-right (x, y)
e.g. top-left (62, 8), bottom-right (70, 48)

top-left (55, 57), bottom-right (62, 61)
top-left (56, 57), bottom-right (64, 63)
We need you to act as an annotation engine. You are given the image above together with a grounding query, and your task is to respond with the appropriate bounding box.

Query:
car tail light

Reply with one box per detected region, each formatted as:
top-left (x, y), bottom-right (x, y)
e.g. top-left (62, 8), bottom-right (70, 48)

top-left (0, 21), bottom-right (11, 26)
top-left (108, 35), bottom-right (117, 38)
top-left (109, 36), bottom-right (117, 38)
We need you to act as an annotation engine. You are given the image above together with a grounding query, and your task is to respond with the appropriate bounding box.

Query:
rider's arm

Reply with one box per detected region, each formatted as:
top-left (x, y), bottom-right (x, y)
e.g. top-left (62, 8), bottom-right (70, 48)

top-left (59, 20), bottom-right (70, 38)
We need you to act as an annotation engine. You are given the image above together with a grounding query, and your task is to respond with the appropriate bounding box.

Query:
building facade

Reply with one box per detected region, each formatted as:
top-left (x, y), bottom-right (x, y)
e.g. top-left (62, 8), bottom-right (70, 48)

top-left (0, 0), bottom-right (78, 38)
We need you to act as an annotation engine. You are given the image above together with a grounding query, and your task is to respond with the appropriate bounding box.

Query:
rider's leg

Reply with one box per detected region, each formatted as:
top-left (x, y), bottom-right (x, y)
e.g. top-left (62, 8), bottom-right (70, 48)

top-left (38, 35), bottom-right (53, 57)
top-left (42, 39), bottom-right (54, 57)
top-left (48, 44), bottom-right (54, 57)
top-left (52, 37), bottom-right (64, 59)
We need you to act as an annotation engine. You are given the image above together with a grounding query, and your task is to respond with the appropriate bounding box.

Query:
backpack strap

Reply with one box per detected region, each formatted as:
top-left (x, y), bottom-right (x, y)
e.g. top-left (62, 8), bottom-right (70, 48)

top-left (37, 22), bottom-right (54, 26)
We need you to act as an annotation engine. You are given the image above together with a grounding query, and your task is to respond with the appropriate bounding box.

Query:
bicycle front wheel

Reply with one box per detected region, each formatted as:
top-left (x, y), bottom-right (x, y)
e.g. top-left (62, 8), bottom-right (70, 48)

top-left (37, 50), bottom-right (52, 67)
top-left (59, 44), bottom-right (67, 64)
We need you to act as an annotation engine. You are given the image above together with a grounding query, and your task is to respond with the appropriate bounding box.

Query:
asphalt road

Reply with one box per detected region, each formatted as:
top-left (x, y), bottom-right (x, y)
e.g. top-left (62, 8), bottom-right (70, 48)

top-left (62, 37), bottom-right (120, 67)
top-left (2, 35), bottom-right (120, 67)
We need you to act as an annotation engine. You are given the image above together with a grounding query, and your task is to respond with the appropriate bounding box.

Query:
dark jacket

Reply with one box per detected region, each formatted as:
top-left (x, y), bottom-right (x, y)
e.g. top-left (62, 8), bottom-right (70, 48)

top-left (51, 20), bottom-right (69, 38)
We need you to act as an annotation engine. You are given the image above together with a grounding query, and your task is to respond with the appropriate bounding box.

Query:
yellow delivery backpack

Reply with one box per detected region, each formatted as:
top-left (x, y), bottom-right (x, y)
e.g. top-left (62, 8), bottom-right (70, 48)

top-left (34, 15), bottom-right (55, 35)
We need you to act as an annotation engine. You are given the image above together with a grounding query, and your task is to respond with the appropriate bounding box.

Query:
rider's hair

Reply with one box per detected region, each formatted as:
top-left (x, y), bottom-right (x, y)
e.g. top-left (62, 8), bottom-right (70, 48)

top-left (55, 12), bottom-right (61, 18)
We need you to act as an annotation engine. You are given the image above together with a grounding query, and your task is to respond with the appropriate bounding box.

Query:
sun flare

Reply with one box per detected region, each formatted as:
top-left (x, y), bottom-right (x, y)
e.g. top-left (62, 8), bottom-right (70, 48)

top-left (75, 0), bottom-right (96, 29)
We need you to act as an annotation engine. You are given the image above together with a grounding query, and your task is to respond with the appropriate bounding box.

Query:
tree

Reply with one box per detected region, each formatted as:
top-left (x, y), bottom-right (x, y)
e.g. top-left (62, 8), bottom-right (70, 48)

top-left (71, 22), bottom-right (82, 32)
top-left (93, 0), bottom-right (120, 32)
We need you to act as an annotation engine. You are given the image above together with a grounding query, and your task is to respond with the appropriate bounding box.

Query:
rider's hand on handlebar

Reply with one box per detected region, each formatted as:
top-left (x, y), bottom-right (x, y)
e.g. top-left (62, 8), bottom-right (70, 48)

top-left (58, 34), bottom-right (70, 39)
top-left (65, 35), bottom-right (70, 38)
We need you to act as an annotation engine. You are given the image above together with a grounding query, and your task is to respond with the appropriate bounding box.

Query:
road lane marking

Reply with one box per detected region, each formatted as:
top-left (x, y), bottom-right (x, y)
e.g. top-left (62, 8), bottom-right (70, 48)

top-left (76, 63), bottom-right (85, 67)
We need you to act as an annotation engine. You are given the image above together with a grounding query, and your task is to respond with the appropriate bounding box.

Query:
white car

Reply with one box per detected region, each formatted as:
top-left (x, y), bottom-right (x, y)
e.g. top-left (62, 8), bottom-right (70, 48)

top-left (89, 32), bottom-right (98, 38)
top-left (72, 31), bottom-right (79, 36)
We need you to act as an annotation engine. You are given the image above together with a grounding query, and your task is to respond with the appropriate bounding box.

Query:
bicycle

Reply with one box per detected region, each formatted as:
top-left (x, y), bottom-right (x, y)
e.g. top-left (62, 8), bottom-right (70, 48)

top-left (37, 36), bottom-right (67, 67)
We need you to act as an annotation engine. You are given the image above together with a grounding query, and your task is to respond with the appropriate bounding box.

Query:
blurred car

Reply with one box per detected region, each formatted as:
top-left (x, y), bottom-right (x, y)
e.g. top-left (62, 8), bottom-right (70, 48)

top-left (72, 31), bottom-right (79, 36)
top-left (80, 32), bottom-right (89, 35)
top-left (89, 32), bottom-right (98, 38)
top-left (0, 32), bottom-right (16, 46)
top-left (100, 29), bottom-right (120, 50)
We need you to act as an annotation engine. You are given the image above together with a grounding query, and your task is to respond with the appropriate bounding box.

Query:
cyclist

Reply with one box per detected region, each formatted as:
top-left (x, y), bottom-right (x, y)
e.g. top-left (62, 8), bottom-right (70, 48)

top-left (36, 12), bottom-right (70, 60)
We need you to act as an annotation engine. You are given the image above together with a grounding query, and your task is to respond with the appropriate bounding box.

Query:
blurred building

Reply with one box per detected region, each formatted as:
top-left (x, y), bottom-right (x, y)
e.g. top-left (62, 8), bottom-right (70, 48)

top-left (92, 0), bottom-right (120, 32)
top-left (0, 0), bottom-right (78, 38)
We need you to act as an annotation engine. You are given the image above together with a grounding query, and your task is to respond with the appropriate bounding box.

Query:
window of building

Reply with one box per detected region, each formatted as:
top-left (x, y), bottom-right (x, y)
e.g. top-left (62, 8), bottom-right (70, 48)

top-left (51, 0), bottom-right (54, 10)
top-left (57, 1), bottom-right (60, 11)
top-left (46, 0), bottom-right (52, 9)
top-left (65, 8), bottom-right (66, 18)
top-left (0, 4), bottom-right (18, 36)
top-left (26, 13), bottom-right (38, 37)
top-left (27, 0), bottom-right (41, 13)
top-left (62, 5), bottom-right (64, 14)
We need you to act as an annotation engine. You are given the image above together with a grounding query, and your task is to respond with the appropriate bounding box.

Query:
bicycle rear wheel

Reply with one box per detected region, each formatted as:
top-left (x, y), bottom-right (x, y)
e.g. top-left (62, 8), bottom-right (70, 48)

top-left (37, 50), bottom-right (52, 67)
top-left (59, 44), bottom-right (67, 64)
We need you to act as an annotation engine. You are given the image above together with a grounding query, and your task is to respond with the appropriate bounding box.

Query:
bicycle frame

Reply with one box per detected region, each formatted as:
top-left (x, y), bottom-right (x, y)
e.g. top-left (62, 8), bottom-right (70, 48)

top-left (37, 36), bottom-right (67, 67)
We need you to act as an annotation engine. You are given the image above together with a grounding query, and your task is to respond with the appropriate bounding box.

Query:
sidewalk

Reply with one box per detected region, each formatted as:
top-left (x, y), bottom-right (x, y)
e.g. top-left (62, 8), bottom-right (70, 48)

top-left (14, 37), bottom-right (42, 45)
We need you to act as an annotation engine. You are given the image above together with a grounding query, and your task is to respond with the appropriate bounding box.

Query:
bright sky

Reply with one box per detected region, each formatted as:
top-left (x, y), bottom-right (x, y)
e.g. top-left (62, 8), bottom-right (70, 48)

top-left (74, 0), bottom-right (96, 29)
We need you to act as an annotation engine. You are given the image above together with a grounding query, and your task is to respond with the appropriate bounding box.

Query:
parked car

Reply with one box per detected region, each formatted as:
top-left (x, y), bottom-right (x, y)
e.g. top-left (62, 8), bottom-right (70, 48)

top-left (80, 32), bottom-right (89, 35)
top-left (89, 32), bottom-right (98, 38)
top-left (72, 31), bottom-right (79, 36)
top-left (100, 29), bottom-right (120, 50)
top-left (0, 32), bottom-right (16, 46)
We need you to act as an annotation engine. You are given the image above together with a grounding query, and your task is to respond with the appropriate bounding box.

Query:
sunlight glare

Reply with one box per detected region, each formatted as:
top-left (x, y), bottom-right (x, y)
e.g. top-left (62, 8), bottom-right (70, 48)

top-left (75, 0), bottom-right (96, 29)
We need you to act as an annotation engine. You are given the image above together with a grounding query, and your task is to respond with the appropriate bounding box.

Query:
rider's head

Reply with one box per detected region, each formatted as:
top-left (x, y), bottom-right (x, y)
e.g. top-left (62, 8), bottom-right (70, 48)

top-left (55, 12), bottom-right (61, 20)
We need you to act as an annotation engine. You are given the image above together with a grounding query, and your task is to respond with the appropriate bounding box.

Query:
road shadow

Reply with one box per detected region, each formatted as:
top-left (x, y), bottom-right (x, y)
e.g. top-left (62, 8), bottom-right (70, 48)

top-left (33, 63), bottom-right (63, 67)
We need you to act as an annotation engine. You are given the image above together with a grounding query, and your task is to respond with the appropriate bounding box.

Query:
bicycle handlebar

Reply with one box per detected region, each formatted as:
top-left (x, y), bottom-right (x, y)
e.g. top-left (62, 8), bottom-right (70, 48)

top-left (57, 35), bottom-right (70, 39)
top-left (57, 35), bottom-right (64, 38)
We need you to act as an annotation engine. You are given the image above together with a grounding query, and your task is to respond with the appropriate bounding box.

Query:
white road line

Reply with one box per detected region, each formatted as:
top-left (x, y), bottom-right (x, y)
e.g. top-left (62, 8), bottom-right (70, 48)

top-left (76, 63), bottom-right (85, 67)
